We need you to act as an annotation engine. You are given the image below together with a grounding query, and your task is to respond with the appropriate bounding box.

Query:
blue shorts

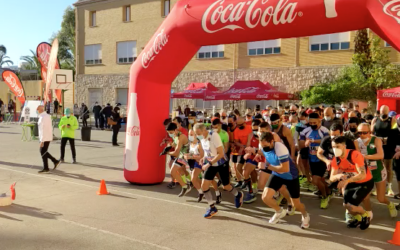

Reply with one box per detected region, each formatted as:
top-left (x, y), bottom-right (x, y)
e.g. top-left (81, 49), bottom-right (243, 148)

top-left (246, 159), bottom-right (258, 166)
top-left (188, 159), bottom-right (202, 170)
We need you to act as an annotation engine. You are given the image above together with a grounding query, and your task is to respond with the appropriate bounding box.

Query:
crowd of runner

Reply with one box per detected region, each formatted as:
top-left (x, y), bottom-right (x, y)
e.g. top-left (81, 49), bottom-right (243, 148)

top-left (161, 104), bottom-right (400, 230)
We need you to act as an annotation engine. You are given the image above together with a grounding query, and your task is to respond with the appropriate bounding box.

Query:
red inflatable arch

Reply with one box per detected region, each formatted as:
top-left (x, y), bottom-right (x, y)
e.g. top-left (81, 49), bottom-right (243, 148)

top-left (124, 0), bottom-right (400, 184)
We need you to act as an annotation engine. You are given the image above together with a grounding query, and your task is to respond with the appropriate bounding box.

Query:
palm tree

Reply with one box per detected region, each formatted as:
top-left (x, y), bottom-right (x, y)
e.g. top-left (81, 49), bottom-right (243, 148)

top-left (20, 50), bottom-right (41, 77)
top-left (0, 45), bottom-right (14, 68)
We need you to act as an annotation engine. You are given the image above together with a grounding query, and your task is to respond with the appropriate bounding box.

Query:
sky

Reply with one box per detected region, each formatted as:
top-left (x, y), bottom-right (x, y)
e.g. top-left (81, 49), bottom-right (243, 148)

top-left (1, 0), bottom-right (76, 66)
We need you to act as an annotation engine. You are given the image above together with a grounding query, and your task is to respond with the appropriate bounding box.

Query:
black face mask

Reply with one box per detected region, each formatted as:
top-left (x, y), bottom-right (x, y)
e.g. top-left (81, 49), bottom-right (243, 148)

top-left (263, 146), bottom-right (273, 152)
top-left (238, 125), bottom-right (245, 130)
top-left (311, 125), bottom-right (318, 130)
top-left (381, 114), bottom-right (388, 119)
top-left (228, 123), bottom-right (233, 127)
top-left (222, 116), bottom-right (226, 119)
top-left (350, 127), bottom-right (357, 133)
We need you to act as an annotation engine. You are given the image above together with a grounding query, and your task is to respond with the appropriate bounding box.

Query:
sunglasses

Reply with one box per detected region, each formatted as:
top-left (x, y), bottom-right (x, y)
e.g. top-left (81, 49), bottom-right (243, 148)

top-left (358, 131), bottom-right (370, 135)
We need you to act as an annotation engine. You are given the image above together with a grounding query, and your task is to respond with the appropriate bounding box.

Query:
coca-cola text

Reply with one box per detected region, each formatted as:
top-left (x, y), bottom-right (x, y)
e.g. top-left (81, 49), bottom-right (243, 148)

top-left (142, 29), bottom-right (169, 68)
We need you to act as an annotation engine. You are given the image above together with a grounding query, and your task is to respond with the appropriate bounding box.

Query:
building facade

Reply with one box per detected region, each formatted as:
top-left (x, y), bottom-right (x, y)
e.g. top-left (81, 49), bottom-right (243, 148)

top-left (74, 0), bottom-right (400, 112)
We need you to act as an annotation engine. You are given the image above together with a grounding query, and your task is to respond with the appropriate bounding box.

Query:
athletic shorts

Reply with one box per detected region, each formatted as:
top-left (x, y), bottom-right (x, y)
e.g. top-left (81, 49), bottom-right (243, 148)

top-left (188, 159), bottom-right (202, 171)
top-left (232, 155), bottom-right (245, 165)
top-left (260, 168), bottom-right (272, 174)
top-left (266, 174), bottom-right (300, 199)
top-left (173, 158), bottom-right (188, 168)
top-left (309, 160), bottom-right (327, 178)
top-left (343, 179), bottom-right (374, 206)
top-left (370, 164), bottom-right (387, 183)
top-left (393, 159), bottom-right (400, 181)
top-left (204, 164), bottom-right (230, 186)
top-left (383, 145), bottom-right (395, 159)
top-left (246, 159), bottom-right (258, 166)
top-left (300, 148), bottom-right (309, 160)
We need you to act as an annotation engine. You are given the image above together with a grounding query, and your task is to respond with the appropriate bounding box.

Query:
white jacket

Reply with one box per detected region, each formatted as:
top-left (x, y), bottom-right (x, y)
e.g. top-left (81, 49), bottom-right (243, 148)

top-left (38, 112), bottom-right (53, 142)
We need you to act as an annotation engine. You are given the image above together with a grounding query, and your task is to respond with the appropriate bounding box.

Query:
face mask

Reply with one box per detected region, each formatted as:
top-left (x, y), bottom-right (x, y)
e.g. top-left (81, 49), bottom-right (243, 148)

top-left (362, 138), bottom-right (370, 143)
top-left (300, 120), bottom-right (307, 125)
top-left (336, 114), bottom-right (342, 119)
top-left (342, 108), bottom-right (346, 112)
top-left (350, 127), bottom-right (357, 133)
top-left (331, 136), bottom-right (336, 139)
top-left (263, 116), bottom-right (268, 121)
top-left (271, 124), bottom-right (279, 130)
top-left (213, 129), bottom-right (219, 133)
top-left (263, 146), bottom-right (273, 152)
top-left (197, 135), bottom-right (204, 140)
top-left (188, 119), bottom-right (194, 124)
top-left (168, 133), bottom-right (175, 138)
top-left (238, 125), bottom-right (245, 130)
top-left (189, 135), bottom-right (195, 141)
top-left (36, 110), bottom-right (39, 115)
top-left (333, 148), bottom-right (343, 157)
top-left (253, 131), bottom-right (258, 136)
top-left (324, 116), bottom-right (331, 121)
top-left (311, 125), bottom-right (318, 130)
top-left (381, 114), bottom-right (388, 119)
top-left (228, 123), bottom-right (233, 127)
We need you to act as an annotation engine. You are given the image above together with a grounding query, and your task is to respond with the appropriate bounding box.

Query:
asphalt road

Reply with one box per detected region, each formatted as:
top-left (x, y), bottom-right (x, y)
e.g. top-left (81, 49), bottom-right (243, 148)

top-left (0, 124), bottom-right (399, 250)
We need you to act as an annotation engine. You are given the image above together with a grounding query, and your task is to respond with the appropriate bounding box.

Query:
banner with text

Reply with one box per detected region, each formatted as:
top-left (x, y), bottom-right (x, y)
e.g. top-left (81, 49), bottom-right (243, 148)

top-left (2, 70), bottom-right (26, 105)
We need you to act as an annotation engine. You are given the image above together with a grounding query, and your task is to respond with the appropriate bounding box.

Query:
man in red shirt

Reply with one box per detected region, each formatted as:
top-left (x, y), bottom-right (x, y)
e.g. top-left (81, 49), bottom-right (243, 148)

top-left (233, 117), bottom-right (253, 188)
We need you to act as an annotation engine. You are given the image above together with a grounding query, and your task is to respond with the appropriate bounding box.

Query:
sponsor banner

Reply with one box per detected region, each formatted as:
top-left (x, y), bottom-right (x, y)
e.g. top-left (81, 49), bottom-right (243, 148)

top-left (2, 70), bottom-right (26, 105)
top-left (142, 28), bottom-right (169, 69)
top-left (380, 0), bottom-right (400, 24)
top-left (44, 39), bottom-right (59, 103)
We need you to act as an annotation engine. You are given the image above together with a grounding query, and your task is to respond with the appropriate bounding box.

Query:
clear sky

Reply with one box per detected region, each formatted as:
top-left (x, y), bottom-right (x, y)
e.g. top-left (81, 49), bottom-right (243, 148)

top-left (1, 0), bottom-right (76, 66)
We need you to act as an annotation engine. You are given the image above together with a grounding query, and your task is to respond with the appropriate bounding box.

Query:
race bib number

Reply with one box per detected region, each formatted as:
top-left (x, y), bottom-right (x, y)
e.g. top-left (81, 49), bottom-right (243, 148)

top-left (310, 146), bottom-right (319, 156)
top-left (368, 160), bottom-right (377, 171)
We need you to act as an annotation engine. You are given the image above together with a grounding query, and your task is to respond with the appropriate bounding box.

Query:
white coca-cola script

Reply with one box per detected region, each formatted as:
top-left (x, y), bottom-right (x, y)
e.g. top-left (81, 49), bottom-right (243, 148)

top-left (127, 126), bottom-right (140, 137)
top-left (4, 74), bottom-right (24, 97)
top-left (202, 0), bottom-right (300, 33)
top-left (230, 94), bottom-right (241, 99)
top-left (382, 0), bottom-right (400, 24)
top-left (226, 87), bottom-right (259, 94)
top-left (256, 94), bottom-right (269, 98)
top-left (382, 92), bottom-right (400, 98)
top-left (142, 29), bottom-right (169, 69)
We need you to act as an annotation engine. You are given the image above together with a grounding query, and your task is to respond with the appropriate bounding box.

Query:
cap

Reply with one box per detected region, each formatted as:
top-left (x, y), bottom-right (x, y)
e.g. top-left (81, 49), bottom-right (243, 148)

top-left (389, 111), bottom-right (397, 117)
top-left (64, 108), bottom-right (71, 116)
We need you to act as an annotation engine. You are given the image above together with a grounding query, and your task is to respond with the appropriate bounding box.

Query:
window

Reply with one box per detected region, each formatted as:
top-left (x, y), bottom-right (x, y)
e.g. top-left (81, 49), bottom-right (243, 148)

top-left (309, 32), bottom-right (350, 51)
top-left (197, 45), bottom-right (224, 59)
top-left (90, 11), bottom-right (96, 27)
top-left (163, 0), bottom-right (170, 17)
top-left (385, 42), bottom-right (392, 47)
top-left (117, 41), bottom-right (137, 64)
top-left (85, 44), bottom-right (102, 65)
top-left (248, 39), bottom-right (281, 56)
top-left (123, 6), bottom-right (131, 22)
top-left (195, 100), bottom-right (223, 110)
top-left (117, 88), bottom-right (128, 106)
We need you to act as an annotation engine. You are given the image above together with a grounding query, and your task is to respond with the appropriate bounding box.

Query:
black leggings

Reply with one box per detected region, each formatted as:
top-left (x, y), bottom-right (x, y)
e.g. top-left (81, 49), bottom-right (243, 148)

top-left (393, 159), bottom-right (400, 181)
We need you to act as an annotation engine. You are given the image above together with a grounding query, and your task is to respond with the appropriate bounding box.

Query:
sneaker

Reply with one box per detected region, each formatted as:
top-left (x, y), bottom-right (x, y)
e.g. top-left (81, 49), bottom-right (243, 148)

top-left (72, 158), bottom-right (77, 164)
top-left (359, 216), bottom-right (371, 230)
top-left (241, 181), bottom-right (248, 190)
top-left (320, 196), bottom-right (329, 209)
top-left (234, 181), bottom-right (243, 188)
top-left (197, 193), bottom-right (204, 203)
top-left (280, 198), bottom-right (287, 205)
top-left (59, 159), bottom-right (65, 163)
top-left (112, 143), bottom-right (120, 146)
top-left (269, 209), bottom-right (286, 224)
top-left (216, 193), bottom-right (222, 204)
top-left (178, 187), bottom-right (188, 197)
top-left (345, 210), bottom-right (354, 223)
top-left (287, 205), bottom-right (296, 216)
top-left (371, 188), bottom-right (377, 196)
top-left (300, 181), bottom-right (310, 189)
top-left (244, 193), bottom-right (257, 204)
top-left (38, 169), bottom-right (50, 174)
top-left (204, 206), bottom-right (218, 219)
top-left (387, 185), bottom-right (395, 196)
top-left (275, 194), bottom-right (284, 205)
top-left (313, 190), bottom-right (322, 197)
top-left (235, 191), bottom-right (244, 209)
top-left (347, 218), bottom-right (361, 228)
top-left (388, 202), bottom-right (398, 218)
top-left (308, 184), bottom-right (318, 192)
top-left (167, 181), bottom-right (176, 189)
top-left (301, 213), bottom-right (310, 229)
top-left (186, 183), bottom-right (193, 194)
top-left (299, 176), bottom-right (308, 185)
top-left (53, 160), bottom-right (61, 170)
top-left (217, 180), bottom-right (222, 188)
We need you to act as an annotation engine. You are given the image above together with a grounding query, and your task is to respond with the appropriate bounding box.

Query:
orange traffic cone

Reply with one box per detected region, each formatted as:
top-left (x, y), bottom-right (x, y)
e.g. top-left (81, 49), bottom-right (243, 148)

top-left (97, 179), bottom-right (109, 195)
top-left (389, 221), bottom-right (400, 246)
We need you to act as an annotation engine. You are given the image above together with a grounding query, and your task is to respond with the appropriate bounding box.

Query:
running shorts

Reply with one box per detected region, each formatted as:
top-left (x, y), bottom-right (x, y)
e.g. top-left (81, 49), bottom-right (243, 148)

top-left (343, 179), bottom-right (374, 206)
top-left (309, 160), bottom-right (327, 178)
top-left (204, 164), bottom-right (230, 186)
top-left (188, 159), bottom-right (202, 171)
top-left (300, 148), bottom-right (309, 160)
top-left (383, 145), bottom-right (395, 159)
top-left (246, 159), bottom-right (258, 166)
top-left (370, 165), bottom-right (387, 183)
top-left (173, 158), bottom-right (188, 168)
top-left (266, 174), bottom-right (300, 199)
top-left (232, 155), bottom-right (245, 165)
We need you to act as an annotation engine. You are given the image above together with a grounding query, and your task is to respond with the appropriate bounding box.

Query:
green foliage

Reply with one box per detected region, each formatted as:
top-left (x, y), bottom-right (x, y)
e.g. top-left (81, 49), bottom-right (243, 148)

top-left (301, 34), bottom-right (400, 106)
top-left (20, 50), bottom-right (42, 78)
top-left (0, 45), bottom-right (14, 68)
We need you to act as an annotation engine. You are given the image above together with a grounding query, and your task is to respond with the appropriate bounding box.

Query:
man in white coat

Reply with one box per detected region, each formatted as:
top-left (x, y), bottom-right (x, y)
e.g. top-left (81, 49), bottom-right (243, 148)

top-left (37, 105), bottom-right (60, 173)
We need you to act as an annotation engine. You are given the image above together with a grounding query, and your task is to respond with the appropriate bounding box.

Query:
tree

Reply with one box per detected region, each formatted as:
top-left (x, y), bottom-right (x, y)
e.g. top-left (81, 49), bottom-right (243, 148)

top-left (0, 45), bottom-right (14, 68)
top-left (20, 50), bottom-right (42, 78)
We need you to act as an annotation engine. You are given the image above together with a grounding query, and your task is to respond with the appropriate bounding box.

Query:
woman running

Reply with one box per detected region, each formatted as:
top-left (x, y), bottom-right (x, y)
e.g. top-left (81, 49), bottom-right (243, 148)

top-left (185, 129), bottom-right (205, 202)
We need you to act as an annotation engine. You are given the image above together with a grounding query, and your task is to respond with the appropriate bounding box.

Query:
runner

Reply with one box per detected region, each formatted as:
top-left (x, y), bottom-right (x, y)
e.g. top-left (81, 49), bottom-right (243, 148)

top-left (355, 123), bottom-right (398, 218)
top-left (233, 117), bottom-right (253, 188)
top-left (165, 123), bottom-right (191, 197)
top-left (172, 117), bottom-right (188, 136)
top-left (330, 136), bottom-right (374, 230)
top-left (184, 129), bottom-right (205, 202)
top-left (194, 123), bottom-right (243, 218)
top-left (300, 113), bottom-right (332, 209)
top-left (297, 111), bottom-right (313, 190)
top-left (259, 132), bottom-right (310, 228)
top-left (270, 114), bottom-right (295, 160)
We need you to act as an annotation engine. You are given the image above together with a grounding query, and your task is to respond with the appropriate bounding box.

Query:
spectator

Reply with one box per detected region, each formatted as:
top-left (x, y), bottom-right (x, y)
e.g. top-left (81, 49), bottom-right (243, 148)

top-left (102, 103), bottom-right (113, 129)
top-left (99, 105), bottom-right (106, 130)
top-left (54, 98), bottom-right (59, 114)
top-left (176, 106), bottom-right (183, 115)
top-left (93, 102), bottom-right (102, 129)
top-left (58, 108), bottom-right (78, 164)
top-left (184, 105), bottom-right (191, 117)
top-left (0, 98), bottom-right (3, 121)
top-left (80, 103), bottom-right (89, 127)
top-left (111, 107), bottom-right (123, 146)
top-left (73, 104), bottom-right (80, 121)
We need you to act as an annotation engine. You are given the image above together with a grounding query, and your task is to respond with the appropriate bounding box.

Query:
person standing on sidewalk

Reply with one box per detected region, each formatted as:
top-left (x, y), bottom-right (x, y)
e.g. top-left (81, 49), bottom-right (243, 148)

top-left (54, 98), bottom-right (59, 114)
top-left (110, 106), bottom-right (122, 146)
top-left (59, 108), bottom-right (78, 163)
top-left (37, 105), bottom-right (61, 173)
top-left (93, 102), bottom-right (102, 129)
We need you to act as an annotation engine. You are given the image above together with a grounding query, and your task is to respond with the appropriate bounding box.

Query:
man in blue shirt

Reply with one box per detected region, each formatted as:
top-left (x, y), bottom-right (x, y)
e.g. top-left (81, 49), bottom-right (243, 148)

top-left (300, 112), bottom-right (331, 209)
top-left (259, 132), bottom-right (310, 229)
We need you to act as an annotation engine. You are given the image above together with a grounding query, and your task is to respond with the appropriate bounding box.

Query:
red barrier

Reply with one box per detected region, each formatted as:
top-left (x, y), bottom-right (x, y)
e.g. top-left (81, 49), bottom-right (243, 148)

top-left (124, 0), bottom-right (400, 184)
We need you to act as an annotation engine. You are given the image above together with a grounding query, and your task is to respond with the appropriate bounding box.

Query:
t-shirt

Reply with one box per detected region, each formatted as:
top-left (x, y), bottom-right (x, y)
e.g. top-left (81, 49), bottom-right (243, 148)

top-left (262, 142), bottom-right (298, 180)
top-left (321, 117), bottom-right (343, 130)
top-left (234, 124), bottom-right (252, 145)
top-left (218, 130), bottom-right (229, 144)
top-left (201, 132), bottom-right (223, 166)
top-left (331, 149), bottom-right (372, 184)
top-left (320, 136), bottom-right (356, 160)
top-left (245, 121), bottom-right (252, 126)
top-left (300, 126), bottom-right (330, 162)
top-left (179, 127), bottom-right (188, 137)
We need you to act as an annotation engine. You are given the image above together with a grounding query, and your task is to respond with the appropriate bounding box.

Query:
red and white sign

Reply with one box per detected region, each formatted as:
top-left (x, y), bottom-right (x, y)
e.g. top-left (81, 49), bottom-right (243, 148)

top-left (2, 71), bottom-right (25, 105)
top-left (44, 39), bottom-right (59, 103)
top-left (381, 0), bottom-right (400, 24)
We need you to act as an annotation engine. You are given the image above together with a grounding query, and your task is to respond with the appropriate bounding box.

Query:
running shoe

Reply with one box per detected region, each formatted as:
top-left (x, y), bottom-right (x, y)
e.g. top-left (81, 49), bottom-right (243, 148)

top-left (308, 184), bottom-right (318, 192)
top-left (388, 202), bottom-right (398, 218)
top-left (359, 215), bottom-right (371, 230)
top-left (320, 196), bottom-right (329, 209)
top-left (234, 181), bottom-right (243, 188)
top-left (235, 191), bottom-right (244, 208)
top-left (301, 213), bottom-right (310, 229)
top-left (217, 180), bottom-right (222, 188)
top-left (178, 187), bottom-right (188, 197)
top-left (345, 210), bottom-right (354, 223)
top-left (216, 193), bottom-right (222, 204)
top-left (387, 185), bottom-right (395, 196)
top-left (367, 211), bottom-right (373, 221)
top-left (53, 160), bottom-right (61, 170)
top-left (186, 183), bottom-right (193, 194)
top-left (287, 205), bottom-right (296, 216)
top-left (275, 194), bottom-right (284, 205)
top-left (269, 209), bottom-right (286, 224)
top-left (347, 218), bottom-right (361, 228)
top-left (204, 206), bottom-right (218, 219)
top-left (300, 181), bottom-right (310, 189)
top-left (167, 181), bottom-right (176, 189)
top-left (280, 198), bottom-right (287, 205)
top-left (38, 169), bottom-right (50, 174)
top-left (197, 193), bottom-right (204, 203)
top-left (241, 181), bottom-right (248, 190)
top-left (244, 193), bottom-right (257, 204)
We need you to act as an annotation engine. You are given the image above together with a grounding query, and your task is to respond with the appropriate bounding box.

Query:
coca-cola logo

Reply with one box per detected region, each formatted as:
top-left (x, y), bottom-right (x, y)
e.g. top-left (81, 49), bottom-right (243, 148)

top-left (127, 126), bottom-right (140, 136)
top-left (185, 89), bottom-right (205, 94)
top-left (382, 0), bottom-right (400, 24)
top-left (382, 92), bottom-right (400, 98)
top-left (230, 94), bottom-right (241, 99)
top-left (142, 29), bottom-right (169, 69)
top-left (273, 94), bottom-right (279, 98)
top-left (202, 0), bottom-right (301, 34)
top-left (184, 94), bottom-right (192, 98)
top-left (256, 94), bottom-right (269, 98)
top-left (4, 74), bottom-right (24, 97)
top-left (226, 87), bottom-right (259, 94)
top-left (206, 95), bottom-right (216, 100)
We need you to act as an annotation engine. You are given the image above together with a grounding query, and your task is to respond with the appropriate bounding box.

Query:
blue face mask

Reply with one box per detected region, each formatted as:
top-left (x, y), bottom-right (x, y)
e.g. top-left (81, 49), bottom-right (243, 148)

top-left (36, 110), bottom-right (39, 115)
top-left (189, 135), bottom-right (195, 141)
top-left (197, 135), bottom-right (204, 140)
top-left (168, 133), bottom-right (175, 138)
